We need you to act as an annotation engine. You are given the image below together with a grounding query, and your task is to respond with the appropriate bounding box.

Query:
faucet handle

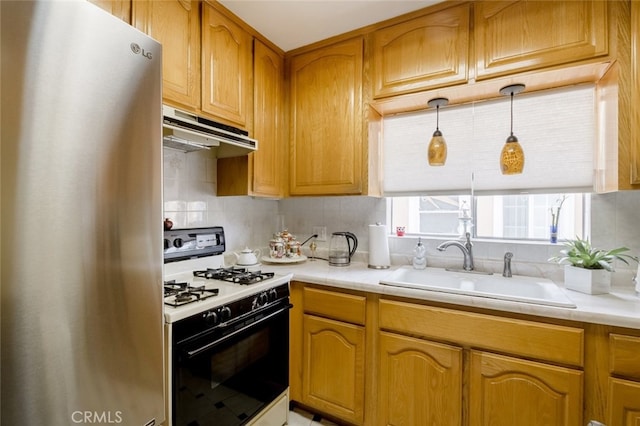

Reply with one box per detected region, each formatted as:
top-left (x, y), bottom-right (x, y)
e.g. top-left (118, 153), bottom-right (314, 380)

top-left (503, 252), bottom-right (513, 277)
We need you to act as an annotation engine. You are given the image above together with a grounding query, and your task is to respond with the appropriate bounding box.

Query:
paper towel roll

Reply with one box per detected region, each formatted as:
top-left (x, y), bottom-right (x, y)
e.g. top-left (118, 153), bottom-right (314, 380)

top-left (368, 223), bottom-right (390, 269)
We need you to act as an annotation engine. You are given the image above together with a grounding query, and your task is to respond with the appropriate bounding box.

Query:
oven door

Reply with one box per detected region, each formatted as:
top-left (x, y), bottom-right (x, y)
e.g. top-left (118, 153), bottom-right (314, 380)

top-left (172, 300), bottom-right (291, 426)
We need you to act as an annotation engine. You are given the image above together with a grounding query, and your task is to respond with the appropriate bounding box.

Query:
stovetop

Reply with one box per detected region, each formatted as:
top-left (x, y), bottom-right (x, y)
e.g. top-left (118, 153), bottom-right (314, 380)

top-left (164, 267), bottom-right (276, 307)
top-left (163, 256), bottom-right (292, 323)
top-left (163, 227), bottom-right (292, 323)
top-left (193, 267), bottom-right (275, 284)
top-left (163, 280), bottom-right (220, 307)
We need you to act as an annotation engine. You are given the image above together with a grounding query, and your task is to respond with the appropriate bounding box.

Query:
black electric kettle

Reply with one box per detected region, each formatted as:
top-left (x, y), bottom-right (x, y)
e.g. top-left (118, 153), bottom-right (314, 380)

top-left (328, 232), bottom-right (358, 266)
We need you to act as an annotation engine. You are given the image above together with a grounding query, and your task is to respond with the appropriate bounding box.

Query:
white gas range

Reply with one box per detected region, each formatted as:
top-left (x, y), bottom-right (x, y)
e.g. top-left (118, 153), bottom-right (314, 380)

top-left (164, 227), bottom-right (292, 426)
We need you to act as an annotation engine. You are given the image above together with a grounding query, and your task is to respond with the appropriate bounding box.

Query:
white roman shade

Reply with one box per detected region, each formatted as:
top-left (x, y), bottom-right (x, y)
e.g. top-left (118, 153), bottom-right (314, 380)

top-left (382, 84), bottom-right (595, 195)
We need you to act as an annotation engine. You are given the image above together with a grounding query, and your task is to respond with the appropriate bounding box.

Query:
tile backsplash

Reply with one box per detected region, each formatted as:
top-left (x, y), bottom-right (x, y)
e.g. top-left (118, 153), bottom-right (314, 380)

top-left (164, 149), bottom-right (640, 287)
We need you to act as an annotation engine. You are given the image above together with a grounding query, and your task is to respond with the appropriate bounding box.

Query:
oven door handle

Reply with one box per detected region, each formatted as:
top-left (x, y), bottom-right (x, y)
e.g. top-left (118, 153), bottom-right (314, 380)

top-left (184, 303), bottom-right (293, 359)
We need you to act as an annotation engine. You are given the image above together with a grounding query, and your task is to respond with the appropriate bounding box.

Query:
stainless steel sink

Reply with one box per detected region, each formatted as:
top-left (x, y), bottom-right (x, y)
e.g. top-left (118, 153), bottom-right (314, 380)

top-left (380, 266), bottom-right (576, 308)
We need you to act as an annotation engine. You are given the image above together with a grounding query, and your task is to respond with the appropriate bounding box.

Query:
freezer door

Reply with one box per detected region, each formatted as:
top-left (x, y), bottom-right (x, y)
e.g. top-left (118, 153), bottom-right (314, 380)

top-left (1, 1), bottom-right (164, 425)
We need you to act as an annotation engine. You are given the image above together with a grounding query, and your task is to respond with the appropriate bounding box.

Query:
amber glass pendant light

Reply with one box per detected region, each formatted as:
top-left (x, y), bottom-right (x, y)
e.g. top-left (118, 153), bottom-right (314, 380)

top-left (499, 84), bottom-right (525, 175)
top-left (427, 97), bottom-right (449, 166)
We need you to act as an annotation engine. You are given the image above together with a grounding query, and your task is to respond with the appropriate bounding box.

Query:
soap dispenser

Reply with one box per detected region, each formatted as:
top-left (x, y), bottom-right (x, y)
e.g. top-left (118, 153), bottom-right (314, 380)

top-left (412, 237), bottom-right (427, 270)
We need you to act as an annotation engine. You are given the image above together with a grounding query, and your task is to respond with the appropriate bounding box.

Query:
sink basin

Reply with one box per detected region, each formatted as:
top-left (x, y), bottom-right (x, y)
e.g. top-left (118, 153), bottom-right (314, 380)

top-left (380, 266), bottom-right (576, 308)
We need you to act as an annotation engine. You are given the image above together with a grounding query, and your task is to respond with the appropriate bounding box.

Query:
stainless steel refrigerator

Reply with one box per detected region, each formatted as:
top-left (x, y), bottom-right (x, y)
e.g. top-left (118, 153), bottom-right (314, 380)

top-left (1, 1), bottom-right (165, 425)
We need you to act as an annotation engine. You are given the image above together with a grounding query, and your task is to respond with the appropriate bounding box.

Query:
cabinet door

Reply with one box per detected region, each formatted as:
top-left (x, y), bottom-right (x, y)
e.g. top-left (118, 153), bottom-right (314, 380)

top-left (302, 314), bottom-right (365, 424)
top-left (475, 1), bottom-right (608, 80)
top-left (608, 378), bottom-right (640, 426)
top-left (202, 4), bottom-right (252, 128)
top-left (372, 3), bottom-right (469, 98)
top-left (88, 0), bottom-right (130, 22)
top-left (631, 1), bottom-right (640, 185)
top-left (469, 351), bottom-right (583, 426)
top-left (252, 40), bottom-right (284, 197)
top-left (378, 332), bottom-right (462, 426)
top-left (133, 0), bottom-right (200, 110)
top-left (290, 37), bottom-right (364, 195)
top-left (217, 40), bottom-right (284, 197)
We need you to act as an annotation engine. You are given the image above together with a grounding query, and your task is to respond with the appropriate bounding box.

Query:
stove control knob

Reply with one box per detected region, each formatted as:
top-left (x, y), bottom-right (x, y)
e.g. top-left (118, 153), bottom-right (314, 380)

top-left (257, 292), bottom-right (269, 307)
top-left (163, 239), bottom-right (171, 250)
top-left (203, 311), bottom-right (218, 325)
top-left (220, 306), bottom-right (231, 322)
top-left (268, 288), bottom-right (278, 302)
top-left (173, 238), bottom-right (183, 248)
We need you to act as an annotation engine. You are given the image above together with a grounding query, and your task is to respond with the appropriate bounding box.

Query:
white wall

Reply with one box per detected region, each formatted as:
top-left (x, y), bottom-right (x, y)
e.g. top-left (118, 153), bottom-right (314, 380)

top-left (163, 148), bottom-right (640, 287)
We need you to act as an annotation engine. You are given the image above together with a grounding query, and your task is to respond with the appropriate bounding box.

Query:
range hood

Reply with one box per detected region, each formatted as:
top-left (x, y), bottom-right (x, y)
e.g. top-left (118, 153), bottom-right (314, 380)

top-left (162, 105), bottom-right (257, 157)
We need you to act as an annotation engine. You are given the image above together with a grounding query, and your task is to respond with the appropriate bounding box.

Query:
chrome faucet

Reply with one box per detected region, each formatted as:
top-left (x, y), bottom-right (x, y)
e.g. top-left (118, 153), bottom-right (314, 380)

top-left (437, 232), bottom-right (474, 271)
top-left (503, 252), bottom-right (513, 277)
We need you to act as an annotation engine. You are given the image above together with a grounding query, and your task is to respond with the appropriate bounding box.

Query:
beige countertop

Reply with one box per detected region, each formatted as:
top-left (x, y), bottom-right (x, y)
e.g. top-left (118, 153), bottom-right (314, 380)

top-left (259, 259), bottom-right (640, 330)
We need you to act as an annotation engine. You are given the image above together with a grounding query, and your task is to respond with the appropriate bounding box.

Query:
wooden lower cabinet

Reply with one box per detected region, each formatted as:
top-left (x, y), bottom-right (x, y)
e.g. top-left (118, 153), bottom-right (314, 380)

top-left (302, 314), bottom-right (365, 425)
top-left (378, 331), bottom-right (462, 426)
top-left (607, 332), bottom-right (640, 425)
top-left (608, 378), bottom-right (640, 425)
top-left (469, 351), bottom-right (583, 426)
top-left (291, 285), bottom-right (640, 426)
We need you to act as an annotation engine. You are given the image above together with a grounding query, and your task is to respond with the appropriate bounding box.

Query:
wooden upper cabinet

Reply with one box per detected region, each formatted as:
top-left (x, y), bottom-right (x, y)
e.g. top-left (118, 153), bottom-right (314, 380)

top-left (201, 3), bottom-right (252, 128)
top-left (475, 1), bottom-right (608, 80)
top-left (88, 0), bottom-right (130, 23)
top-left (631, 0), bottom-right (640, 185)
top-left (217, 40), bottom-right (284, 198)
top-left (133, 0), bottom-right (200, 111)
top-left (252, 40), bottom-right (284, 197)
top-left (372, 3), bottom-right (470, 98)
top-left (289, 37), bottom-right (364, 196)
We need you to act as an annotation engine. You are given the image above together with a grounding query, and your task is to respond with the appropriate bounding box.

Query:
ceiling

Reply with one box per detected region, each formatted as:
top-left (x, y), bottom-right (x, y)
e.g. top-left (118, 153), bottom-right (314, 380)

top-left (217, 0), bottom-right (443, 52)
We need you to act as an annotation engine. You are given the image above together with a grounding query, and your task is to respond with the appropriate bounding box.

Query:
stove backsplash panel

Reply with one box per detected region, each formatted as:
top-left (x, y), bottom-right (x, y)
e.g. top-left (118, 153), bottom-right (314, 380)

top-left (163, 148), bottom-right (278, 252)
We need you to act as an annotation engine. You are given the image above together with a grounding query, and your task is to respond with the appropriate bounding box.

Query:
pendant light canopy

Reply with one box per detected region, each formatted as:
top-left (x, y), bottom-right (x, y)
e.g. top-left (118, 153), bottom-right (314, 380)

top-left (499, 84), bottom-right (525, 175)
top-left (427, 97), bottom-right (449, 166)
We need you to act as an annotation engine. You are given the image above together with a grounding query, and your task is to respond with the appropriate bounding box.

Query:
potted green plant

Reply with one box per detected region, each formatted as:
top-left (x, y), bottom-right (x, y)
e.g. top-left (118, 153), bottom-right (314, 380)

top-left (549, 237), bottom-right (638, 294)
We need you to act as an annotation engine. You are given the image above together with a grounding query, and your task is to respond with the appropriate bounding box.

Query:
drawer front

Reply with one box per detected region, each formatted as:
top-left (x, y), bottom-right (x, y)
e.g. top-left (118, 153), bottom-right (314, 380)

top-left (379, 299), bottom-right (584, 366)
top-left (303, 287), bottom-right (366, 325)
top-left (610, 333), bottom-right (640, 380)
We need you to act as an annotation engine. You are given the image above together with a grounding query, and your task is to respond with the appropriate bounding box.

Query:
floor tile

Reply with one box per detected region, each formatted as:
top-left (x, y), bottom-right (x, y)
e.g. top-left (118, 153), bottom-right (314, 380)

top-left (289, 407), bottom-right (340, 426)
top-left (288, 408), bottom-right (312, 426)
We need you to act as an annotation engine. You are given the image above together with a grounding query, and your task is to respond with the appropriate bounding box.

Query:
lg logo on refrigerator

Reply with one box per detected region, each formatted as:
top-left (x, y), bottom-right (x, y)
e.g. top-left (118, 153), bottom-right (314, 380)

top-left (130, 43), bottom-right (153, 60)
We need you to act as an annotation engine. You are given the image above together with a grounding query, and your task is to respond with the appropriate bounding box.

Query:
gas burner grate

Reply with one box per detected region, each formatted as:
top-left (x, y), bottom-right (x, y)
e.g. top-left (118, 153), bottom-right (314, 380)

top-left (164, 280), bottom-right (219, 307)
top-left (193, 268), bottom-right (275, 285)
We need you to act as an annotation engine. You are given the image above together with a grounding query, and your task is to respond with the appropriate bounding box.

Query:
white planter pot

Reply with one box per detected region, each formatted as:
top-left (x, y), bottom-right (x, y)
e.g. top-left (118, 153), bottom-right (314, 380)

top-left (564, 265), bottom-right (611, 295)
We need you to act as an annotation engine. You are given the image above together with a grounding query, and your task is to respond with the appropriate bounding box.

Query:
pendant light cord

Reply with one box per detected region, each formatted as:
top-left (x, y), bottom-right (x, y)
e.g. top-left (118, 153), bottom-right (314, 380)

top-left (510, 92), bottom-right (514, 136)
top-left (436, 105), bottom-right (440, 131)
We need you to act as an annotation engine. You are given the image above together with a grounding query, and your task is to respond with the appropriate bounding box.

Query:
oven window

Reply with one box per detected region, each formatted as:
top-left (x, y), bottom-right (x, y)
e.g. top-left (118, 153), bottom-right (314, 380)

top-left (174, 309), bottom-right (289, 425)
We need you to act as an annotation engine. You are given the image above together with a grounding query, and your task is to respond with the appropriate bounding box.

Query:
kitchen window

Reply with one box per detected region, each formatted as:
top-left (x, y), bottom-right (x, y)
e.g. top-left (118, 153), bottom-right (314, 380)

top-left (390, 193), bottom-right (587, 241)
